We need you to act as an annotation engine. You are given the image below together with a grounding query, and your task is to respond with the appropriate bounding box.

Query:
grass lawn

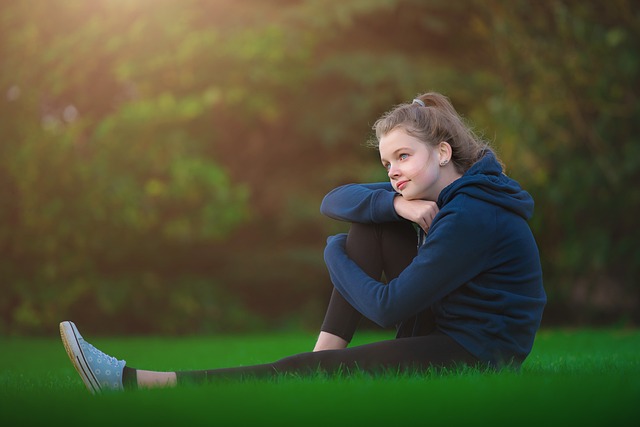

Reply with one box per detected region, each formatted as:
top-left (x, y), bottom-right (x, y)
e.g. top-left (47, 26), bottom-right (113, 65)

top-left (1, 328), bottom-right (639, 426)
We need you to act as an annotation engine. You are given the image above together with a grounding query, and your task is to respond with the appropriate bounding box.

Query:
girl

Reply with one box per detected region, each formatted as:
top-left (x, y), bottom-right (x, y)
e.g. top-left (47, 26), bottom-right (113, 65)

top-left (60, 92), bottom-right (546, 393)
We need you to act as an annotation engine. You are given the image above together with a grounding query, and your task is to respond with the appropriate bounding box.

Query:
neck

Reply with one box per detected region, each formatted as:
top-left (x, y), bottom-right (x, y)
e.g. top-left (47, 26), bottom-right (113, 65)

top-left (434, 166), bottom-right (462, 200)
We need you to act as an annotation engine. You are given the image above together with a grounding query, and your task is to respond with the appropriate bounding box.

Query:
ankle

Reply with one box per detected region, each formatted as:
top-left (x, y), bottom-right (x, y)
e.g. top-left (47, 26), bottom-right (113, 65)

top-left (313, 331), bottom-right (348, 352)
top-left (136, 370), bottom-right (178, 389)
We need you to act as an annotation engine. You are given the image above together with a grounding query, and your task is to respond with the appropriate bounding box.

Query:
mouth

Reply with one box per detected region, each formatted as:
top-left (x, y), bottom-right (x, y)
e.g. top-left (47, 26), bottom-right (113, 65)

top-left (396, 180), bottom-right (409, 191)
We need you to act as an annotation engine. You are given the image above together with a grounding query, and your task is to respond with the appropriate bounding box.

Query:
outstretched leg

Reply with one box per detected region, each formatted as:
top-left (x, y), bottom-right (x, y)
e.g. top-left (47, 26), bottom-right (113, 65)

top-left (60, 320), bottom-right (481, 393)
top-left (179, 332), bottom-right (480, 385)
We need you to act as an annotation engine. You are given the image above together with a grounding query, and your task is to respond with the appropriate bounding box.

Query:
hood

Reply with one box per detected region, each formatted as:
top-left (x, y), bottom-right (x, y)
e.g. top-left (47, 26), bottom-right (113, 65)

top-left (437, 150), bottom-right (534, 220)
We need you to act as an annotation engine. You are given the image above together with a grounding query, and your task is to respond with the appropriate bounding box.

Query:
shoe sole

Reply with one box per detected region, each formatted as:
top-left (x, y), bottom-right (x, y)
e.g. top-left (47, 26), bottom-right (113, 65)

top-left (59, 321), bottom-right (101, 394)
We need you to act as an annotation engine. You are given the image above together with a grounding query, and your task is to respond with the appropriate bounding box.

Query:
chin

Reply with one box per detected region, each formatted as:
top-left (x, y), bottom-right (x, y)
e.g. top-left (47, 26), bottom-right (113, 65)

top-left (404, 191), bottom-right (432, 201)
top-left (401, 193), bottom-right (420, 201)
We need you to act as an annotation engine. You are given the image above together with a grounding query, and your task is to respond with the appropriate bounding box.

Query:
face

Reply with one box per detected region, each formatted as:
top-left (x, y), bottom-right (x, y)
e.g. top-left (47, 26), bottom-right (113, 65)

top-left (379, 128), bottom-right (442, 201)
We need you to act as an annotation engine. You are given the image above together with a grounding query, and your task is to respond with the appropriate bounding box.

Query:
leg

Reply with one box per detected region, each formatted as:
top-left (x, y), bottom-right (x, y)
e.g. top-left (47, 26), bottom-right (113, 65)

top-left (178, 332), bottom-right (481, 385)
top-left (315, 221), bottom-right (417, 351)
top-left (61, 322), bottom-right (482, 392)
top-left (135, 370), bottom-right (177, 388)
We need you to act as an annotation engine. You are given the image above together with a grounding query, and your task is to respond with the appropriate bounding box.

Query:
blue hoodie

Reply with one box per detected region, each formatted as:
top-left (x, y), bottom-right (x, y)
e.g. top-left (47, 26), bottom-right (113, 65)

top-left (322, 150), bottom-right (546, 366)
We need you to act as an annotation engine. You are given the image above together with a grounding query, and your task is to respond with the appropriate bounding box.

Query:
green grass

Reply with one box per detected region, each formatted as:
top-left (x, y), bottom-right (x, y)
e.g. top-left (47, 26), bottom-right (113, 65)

top-left (1, 329), bottom-right (639, 426)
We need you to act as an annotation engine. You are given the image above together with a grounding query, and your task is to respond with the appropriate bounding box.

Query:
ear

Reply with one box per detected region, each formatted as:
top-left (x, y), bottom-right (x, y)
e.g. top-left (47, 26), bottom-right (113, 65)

top-left (437, 141), bottom-right (452, 166)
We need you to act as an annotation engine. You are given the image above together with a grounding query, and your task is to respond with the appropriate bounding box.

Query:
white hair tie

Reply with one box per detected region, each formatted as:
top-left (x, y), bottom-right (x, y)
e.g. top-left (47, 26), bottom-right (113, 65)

top-left (412, 98), bottom-right (425, 107)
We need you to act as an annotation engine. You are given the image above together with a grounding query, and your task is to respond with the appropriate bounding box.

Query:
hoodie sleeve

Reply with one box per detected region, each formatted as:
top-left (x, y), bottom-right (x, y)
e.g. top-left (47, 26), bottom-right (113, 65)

top-left (320, 182), bottom-right (401, 223)
top-left (323, 197), bottom-right (493, 328)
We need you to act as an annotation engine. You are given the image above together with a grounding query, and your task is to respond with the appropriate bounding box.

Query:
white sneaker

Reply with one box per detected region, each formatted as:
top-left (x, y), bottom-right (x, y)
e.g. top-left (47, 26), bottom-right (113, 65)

top-left (59, 321), bottom-right (126, 394)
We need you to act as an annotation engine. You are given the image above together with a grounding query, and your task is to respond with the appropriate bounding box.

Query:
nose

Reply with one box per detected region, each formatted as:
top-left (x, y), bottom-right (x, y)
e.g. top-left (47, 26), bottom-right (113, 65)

top-left (387, 163), bottom-right (399, 179)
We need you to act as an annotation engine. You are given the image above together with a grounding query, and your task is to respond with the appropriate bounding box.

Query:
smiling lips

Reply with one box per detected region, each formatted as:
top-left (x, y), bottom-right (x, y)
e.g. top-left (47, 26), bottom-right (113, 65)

top-left (396, 180), bottom-right (409, 191)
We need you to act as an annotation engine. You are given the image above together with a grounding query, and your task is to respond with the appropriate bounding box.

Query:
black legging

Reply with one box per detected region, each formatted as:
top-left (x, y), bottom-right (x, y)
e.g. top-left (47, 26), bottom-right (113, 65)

top-left (177, 333), bottom-right (478, 383)
top-left (321, 221), bottom-right (437, 341)
top-left (175, 222), bottom-right (480, 384)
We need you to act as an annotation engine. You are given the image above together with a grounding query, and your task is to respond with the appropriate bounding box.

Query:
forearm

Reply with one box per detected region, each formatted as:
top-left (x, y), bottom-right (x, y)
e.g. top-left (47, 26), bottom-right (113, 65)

top-left (320, 183), bottom-right (400, 223)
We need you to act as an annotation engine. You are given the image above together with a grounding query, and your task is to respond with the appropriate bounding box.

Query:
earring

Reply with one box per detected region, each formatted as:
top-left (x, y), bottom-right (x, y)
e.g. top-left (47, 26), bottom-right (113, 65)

top-left (440, 160), bottom-right (449, 166)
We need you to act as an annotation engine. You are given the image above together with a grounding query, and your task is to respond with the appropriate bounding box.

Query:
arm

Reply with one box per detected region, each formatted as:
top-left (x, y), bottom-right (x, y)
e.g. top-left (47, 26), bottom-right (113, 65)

top-left (323, 199), bottom-right (492, 327)
top-left (320, 183), bottom-right (400, 223)
top-left (321, 182), bottom-right (440, 233)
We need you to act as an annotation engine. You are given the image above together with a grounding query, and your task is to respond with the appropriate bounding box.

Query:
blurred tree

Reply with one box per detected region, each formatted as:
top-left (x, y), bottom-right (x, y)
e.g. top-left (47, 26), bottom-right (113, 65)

top-left (470, 0), bottom-right (640, 324)
top-left (0, 0), bottom-right (638, 334)
top-left (0, 0), bottom-right (251, 334)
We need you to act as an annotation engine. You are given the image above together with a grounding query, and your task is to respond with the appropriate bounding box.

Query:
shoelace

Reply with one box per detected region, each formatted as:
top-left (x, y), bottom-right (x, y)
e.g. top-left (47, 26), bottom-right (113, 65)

top-left (82, 339), bottom-right (122, 366)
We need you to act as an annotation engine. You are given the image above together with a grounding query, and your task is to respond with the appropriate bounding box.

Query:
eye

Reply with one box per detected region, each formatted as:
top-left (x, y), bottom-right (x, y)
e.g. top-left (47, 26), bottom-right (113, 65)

top-left (383, 162), bottom-right (390, 171)
top-left (399, 153), bottom-right (409, 160)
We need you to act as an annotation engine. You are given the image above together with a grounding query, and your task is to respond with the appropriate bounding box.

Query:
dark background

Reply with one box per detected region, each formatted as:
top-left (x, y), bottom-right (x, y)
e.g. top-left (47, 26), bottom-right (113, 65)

top-left (1, 0), bottom-right (638, 335)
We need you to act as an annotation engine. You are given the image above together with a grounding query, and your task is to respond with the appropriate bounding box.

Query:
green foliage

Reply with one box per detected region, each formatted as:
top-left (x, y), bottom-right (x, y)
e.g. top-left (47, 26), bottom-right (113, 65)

top-left (0, 0), bottom-right (251, 334)
top-left (471, 0), bottom-right (640, 323)
top-left (1, 0), bottom-right (638, 334)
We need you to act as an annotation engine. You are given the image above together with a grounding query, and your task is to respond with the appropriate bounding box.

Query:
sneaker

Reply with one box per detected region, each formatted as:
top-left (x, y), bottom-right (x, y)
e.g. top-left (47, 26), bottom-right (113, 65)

top-left (59, 321), bottom-right (126, 394)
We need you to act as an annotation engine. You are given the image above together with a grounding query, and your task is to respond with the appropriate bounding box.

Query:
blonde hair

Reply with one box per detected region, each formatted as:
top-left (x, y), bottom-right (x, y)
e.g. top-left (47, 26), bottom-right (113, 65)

top-left (371, 92), bottom-right (498, 174)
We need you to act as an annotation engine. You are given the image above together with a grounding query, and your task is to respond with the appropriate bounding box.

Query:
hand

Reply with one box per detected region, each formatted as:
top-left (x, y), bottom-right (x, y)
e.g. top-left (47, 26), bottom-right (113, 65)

top-left (393, 196), bottom-right (439, 233)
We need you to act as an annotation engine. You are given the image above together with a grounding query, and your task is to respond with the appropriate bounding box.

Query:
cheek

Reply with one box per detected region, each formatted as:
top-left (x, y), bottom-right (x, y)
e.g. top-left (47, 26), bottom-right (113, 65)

top-left (405, 160), bottom-right (428, 177)
top-left (403, 164), bottom-right (420, 177)
top-left (412, 164), bottom-right (439, 186)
